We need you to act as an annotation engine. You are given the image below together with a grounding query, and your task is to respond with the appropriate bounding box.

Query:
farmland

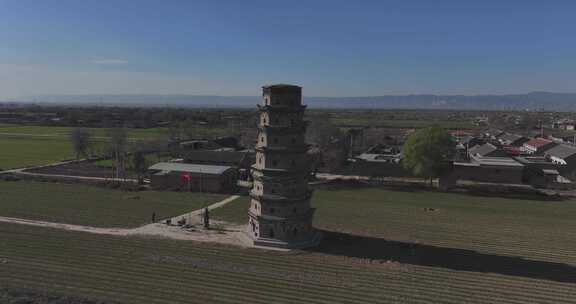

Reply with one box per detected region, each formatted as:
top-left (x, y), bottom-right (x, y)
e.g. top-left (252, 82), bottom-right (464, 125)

top-left (0, 137), bottom-right (74, 170)
top-left (218, 187), bottom-right (576, 265)
top-left (1, 218), bottom-right (575, 303)
top-left (211, 195), bottom-right (251, 224)
top-left (0, 125), bottom-right (168, 140)
top-left (0, 126), bottom-right (151, 170)
top-left (0, 125), bottom-right (166, 170)
top-left (0, 124), bottom-right (236, 170)
top-left (0, 109), bottom-right (477, 170)
top-left (312, 110), bottom-right (478, 129)
top-left (0, 185), bottom-right (573, 303)
top-left (0, 181), bottom-right (226, 227)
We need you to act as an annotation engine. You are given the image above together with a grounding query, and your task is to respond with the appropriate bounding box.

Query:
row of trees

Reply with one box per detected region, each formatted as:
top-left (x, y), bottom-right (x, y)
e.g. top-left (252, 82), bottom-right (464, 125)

top-left (69, 127), bottom-right (149, 183)
top-left (304, 113), bottom-right (458, 179)
top-left (70, 119), bottom-right (456, 186)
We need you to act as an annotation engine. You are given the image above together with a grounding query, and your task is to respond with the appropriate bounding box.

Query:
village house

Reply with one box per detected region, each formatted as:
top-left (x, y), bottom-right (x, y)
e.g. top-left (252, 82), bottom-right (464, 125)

top-left (181, 150), bottom-right (255, 180)
top-left (451, 155), bottom-right (525, 185)
top-left (455, 136), bottom-right (484, 159)
top-left (468, 143), bottom-right (507, 158)
top-left (148, 162), bottom-right (238, 193)
top-left (459, 136), bottom-right (484, 148)
top-left (450, 130), bottom-right (473, 143)
top-left (347, 151), bottom-right (411, 178)
top-left (498, 133), bottom-right (529, 147)
top-left (513, 156), bottom-right (566, 188)
top-left (178, 136), bottom-right (240, 152)
top-left (485, 129), bottom-right (505, 140)
top-left (545, 144), bottom-right (576, 180)
top-left (552, 119), bottom-right (576, 131)
top-left (365, 144), bottom-right (401, 155)
top-left (182, 150), bottom-right (254, 168)
top-left (522, 138), bottom-right (557, 155)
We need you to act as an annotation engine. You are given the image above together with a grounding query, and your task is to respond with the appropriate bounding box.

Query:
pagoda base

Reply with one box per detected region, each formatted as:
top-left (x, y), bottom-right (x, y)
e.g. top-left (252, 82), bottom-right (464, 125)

top-left (245, 228), bottom-right (322, 250)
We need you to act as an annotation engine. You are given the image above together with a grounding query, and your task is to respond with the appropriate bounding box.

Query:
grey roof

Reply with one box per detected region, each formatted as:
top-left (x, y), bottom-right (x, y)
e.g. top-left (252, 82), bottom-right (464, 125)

top-left (471, 156), bottom-right (524, 167)
top-left (148, 162), bottom-right (232, 175)
top-left (469, 143), bottom-right (498, 156)
top-left (545, 144), bottom-right (576, 159)
top-left (499, 133), bottom-right (525, 142)
top-left (356, 153), bottom-right (401, 163)
top-left (487, 129), bottom-right (505, 137)
top-left (514, 156), bottom-right (552, 165)
top-left (460, 136), bottom-right (477, 144)
top-left (543, 169), bottom-right (560, 175)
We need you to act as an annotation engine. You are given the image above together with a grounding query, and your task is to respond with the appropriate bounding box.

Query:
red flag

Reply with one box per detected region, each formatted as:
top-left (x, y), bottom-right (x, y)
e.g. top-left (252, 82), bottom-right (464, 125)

top-left (181, 173), bottom-right (191, 184)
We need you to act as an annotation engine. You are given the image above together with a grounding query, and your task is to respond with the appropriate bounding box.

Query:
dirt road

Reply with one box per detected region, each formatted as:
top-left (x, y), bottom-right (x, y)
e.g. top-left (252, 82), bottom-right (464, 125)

top-left (0, 195), bottom-right (252, 247)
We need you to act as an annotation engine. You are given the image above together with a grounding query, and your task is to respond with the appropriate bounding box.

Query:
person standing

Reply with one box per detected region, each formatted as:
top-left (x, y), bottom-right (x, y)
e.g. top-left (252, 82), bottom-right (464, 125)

top-left (203, 207), bottom-right (209, 229)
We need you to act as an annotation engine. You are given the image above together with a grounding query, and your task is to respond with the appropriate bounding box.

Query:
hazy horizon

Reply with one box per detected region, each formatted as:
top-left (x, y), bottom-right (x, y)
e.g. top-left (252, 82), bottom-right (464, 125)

top-left (4, 90), bottom-right (576, 102)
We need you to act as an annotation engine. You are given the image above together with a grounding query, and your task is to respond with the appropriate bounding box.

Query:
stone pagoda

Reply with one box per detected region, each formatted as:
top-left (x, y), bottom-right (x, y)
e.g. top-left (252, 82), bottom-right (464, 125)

top-left (248, 84), bottom-right (320, 249)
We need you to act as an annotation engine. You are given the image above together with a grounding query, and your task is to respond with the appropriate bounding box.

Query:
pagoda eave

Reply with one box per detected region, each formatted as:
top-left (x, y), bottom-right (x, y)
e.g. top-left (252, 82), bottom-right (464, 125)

top-left (257, 104), bottom-right (307, 112)
top-left (251, 165), bottom-right (310, 176)
top-left (248, 209), bottom-right (316, 222)
top-left (249, 190), bottom-right (313, 203)
top-left (255, 146), bottom-right (309, 153)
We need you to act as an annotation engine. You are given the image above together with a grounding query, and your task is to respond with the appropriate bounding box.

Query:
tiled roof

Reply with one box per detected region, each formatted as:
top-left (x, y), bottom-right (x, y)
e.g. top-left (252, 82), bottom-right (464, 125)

top-left (545, 144), bottom-right (576, 159)
top-left (499, 133), bottom-right (523, 142)
top-left (524, 138), bottom-right (553, 149)
top-left (148, 162), bottom-right (232, 175)
top-left (469, 143), bottom-right (498, 156)
top-left (471, 156), bottom-right (524, 167)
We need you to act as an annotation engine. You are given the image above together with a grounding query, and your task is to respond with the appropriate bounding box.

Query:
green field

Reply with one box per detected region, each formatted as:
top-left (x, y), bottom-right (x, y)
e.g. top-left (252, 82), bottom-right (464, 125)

top-left (0, 125), bottom-right (165, 169)
top-left (315, 111), bottom-right (478, 129)
top-left (1, 186), bottom-right (575, 303)
top-left (0, 137), bottom-right (74, 170)
top-left (0, 124), bottom-right (234, 169)
top-left (314, 188), bottom-right (576, 263)
top-left (1, 219), bottom-right (574, 303)
top-left (0, 125), bottom-right (168, 140)
top-left (218, 187), bottom-right (576, 264)
top-left (0, 124), bottom-right (235, 140)
top-left (332, 118), bottom-right (475, 129)
top-left (211, 196), bottom-right (251, 224)
top-left (0, 181), bottom-right (226, 227)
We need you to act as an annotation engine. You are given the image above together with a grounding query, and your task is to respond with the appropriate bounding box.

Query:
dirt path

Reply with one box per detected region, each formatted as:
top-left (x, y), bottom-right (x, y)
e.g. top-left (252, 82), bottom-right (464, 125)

top-left (14, 170), bottom-right (139, 183)
top-left (0, 195), bottom-right (253, 247)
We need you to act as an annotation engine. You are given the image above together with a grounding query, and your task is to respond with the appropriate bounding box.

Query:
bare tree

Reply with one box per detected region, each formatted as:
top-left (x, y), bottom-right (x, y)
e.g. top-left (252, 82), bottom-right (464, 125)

top-left (107, 127), bottom-right (128, 179)
top-left (306, 114), bottom-right (348, 172)
top-left (167, 122), bottom-right (182, 143)
top-left (306, 114), bottom-right (339, 148)
top-left (182, 119), bottom-right (197, 140)
top-left (70, 128), bottom-right (92, 161)
top-left (132, 150), bottom-right (147, 184)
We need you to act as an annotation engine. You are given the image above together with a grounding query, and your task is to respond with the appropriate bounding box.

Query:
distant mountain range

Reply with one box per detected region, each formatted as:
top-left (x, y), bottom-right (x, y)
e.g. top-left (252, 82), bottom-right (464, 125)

top-left (7, 92), bottom-right (576, 111)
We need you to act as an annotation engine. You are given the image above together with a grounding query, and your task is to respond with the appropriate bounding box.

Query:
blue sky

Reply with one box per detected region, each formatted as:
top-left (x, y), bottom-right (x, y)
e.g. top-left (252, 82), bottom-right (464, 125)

top-left (0, 0), bottom-right (575, 98)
